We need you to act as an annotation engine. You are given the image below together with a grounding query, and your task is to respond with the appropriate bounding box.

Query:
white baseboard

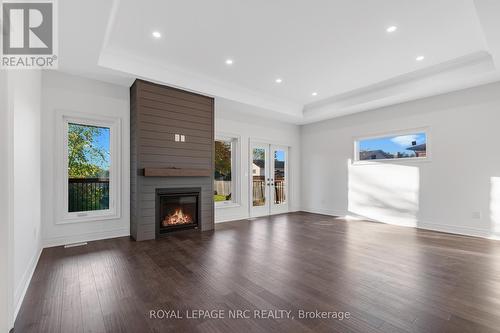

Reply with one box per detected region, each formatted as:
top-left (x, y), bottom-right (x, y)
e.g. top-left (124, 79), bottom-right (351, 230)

top-left (215, 208), bottom-right (300, 224)
top-left (301, 207), bottom-right (500, 240)
top-left (417, 221), bottom-right (499, 240)
top-left (300, 207), bottom-right (347, 218)
top-left (42, 228), bottom-right (130, 248)
top-left (216, 216), bottom-right (247, 223)
top-left (12, 246), bottom-right (42, 328)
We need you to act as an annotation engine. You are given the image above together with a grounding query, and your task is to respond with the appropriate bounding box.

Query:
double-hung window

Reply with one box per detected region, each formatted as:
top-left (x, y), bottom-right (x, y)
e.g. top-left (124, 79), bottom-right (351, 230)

top-left (58, 114), bottom-right (121, 223)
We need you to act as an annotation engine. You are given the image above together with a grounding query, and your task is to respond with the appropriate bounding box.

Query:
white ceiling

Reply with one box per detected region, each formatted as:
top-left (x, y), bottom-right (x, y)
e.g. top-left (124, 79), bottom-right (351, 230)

top-left (58, 0), bottom-right (500, 123)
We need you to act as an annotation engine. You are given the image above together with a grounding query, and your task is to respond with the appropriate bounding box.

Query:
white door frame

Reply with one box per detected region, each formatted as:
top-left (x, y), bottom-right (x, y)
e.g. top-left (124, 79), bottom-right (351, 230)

top-left (249, 140), bottom-right (290, 218)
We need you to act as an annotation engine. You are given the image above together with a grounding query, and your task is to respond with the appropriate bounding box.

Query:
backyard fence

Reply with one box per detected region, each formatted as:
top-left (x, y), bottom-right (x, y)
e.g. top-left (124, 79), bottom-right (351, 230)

top-left (274, 179), bottom-right (286, 204)
top-left (214, 180), bottom-right (232, 197)
top-left (215, 178), bottom-right (286, 205)
top-left (252, 177), bottom-right (286, 205)
top-left (68, 178), bottom-right (110, 212)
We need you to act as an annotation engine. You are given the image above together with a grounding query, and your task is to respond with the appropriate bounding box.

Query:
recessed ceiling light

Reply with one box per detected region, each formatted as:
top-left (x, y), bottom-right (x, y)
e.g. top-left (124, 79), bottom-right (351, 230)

top-left (312, 92), bottom-right (318, 96)
top-left (275, 78), bottom-right (283, 83)
top-left (386, 26), bottom-right (398, 33)
top-left (152, 31), bottom-right (161, 39)
top-left (225, 59), bottom-right (233, 65)
top-left (416, 55), bottom-right (425, 61)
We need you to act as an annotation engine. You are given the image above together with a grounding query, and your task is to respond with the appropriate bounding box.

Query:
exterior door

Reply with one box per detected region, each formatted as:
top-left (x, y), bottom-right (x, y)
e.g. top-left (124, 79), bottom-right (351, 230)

top-left (250, 143), bottom-right (289, 217)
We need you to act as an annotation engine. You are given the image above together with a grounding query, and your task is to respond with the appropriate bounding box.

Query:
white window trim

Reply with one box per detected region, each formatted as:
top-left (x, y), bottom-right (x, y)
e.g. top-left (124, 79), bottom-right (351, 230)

top-left (353, 127), bottom-right (431, 165)
top-left (215, 133), bottom-right (241, 208)
top-left (55, 111), bottom-right (122, 224)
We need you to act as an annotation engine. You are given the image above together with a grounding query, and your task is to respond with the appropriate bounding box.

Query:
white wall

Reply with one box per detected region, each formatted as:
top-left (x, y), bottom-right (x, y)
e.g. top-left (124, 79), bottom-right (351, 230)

top-left (42, 73), bottom-right (298, 232)
top-left (5, 70), bottom-right (44, 328)
top-left (41, 71), bottom-right (130, 247)
top-left (215, 99), bottom-right (301, 222)
top-left (301, 81), bottom-right (500, 239)
top-left (0, 70), bottom-right (12, 333)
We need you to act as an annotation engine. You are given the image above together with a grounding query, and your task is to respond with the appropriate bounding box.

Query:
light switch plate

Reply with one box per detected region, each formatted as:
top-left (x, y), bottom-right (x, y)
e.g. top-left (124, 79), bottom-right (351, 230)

top-left (174, 134), bottom-right (180, 142)
top-left (180, 135), bottom-right (185, 142)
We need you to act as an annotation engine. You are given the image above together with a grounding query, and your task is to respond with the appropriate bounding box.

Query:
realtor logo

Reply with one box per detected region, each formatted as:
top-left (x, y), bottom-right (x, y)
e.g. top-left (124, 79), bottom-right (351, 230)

top-left (1, 0), bottom-right (58, 68)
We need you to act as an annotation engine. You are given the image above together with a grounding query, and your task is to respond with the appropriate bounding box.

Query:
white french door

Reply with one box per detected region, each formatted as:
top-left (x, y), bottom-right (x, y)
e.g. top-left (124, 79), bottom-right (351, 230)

top-left (250, 143), bottom-right (289, 217)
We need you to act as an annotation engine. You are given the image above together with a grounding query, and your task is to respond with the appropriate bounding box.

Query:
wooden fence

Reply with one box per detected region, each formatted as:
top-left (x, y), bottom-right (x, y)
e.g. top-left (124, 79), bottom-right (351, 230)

top-left (214, 180), bottom-right (232, 197)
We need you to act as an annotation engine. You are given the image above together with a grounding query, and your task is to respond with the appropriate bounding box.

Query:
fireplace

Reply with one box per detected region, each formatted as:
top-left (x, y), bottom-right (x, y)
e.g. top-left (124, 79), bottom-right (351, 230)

top-left (156, 188), bottom-right (201, 237)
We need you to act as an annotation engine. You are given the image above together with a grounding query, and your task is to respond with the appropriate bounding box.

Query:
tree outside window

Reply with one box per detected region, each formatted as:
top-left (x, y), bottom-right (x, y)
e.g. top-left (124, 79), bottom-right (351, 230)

top-left (214, 140), bottom-right (232, 202)
top-left (68, 123), bottom-right (110, 212)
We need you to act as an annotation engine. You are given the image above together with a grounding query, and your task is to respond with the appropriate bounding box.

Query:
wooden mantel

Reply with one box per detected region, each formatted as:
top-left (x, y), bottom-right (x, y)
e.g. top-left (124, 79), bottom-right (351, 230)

top-left (143, 168), bottom-right (211, 177)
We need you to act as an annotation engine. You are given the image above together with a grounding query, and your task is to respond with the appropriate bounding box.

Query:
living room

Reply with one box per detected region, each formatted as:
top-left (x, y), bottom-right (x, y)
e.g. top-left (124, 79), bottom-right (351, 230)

top-left (2, 1), bottom-right (500, 332)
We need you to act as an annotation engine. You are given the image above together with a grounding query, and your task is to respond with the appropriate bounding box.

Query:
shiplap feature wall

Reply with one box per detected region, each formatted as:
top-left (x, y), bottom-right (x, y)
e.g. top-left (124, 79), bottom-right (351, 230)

top-left (130, 80), bottom-right (215, 240)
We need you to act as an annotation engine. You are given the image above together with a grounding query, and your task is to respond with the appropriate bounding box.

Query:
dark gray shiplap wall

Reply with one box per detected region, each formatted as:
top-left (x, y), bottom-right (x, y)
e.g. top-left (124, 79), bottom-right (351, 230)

top-left (130, 80), bottom-right (214, 241)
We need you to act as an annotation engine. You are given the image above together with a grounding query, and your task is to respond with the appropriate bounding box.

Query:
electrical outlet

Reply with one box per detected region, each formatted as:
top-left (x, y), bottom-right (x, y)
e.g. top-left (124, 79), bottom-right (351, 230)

top-left (472, 211), bottom-right (482, 219)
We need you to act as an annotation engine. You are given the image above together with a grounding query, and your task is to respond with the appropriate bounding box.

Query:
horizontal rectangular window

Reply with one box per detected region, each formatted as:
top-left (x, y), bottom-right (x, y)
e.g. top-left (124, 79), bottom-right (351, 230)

top-left (356, 132), bottom-right (428, 161)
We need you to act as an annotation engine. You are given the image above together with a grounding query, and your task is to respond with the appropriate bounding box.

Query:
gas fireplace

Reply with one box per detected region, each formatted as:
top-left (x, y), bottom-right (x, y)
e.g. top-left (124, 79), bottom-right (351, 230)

top-left (156, 188), bottom-right (200, 237)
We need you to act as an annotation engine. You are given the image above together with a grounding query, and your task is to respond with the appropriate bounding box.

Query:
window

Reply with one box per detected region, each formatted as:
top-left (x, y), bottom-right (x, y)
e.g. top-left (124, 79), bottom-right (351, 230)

top-left (214, 136), bottom-right (239, 206)
top-left (68, 123), bottom-right (110, 212)
top-left (355, 131), bottom-right (428, 162)
top-left (58, 114), bottom-right (121, 223)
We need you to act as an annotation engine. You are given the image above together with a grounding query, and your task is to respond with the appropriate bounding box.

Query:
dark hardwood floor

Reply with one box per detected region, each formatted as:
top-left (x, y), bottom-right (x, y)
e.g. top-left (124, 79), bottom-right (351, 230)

top-left (13, 212), bottom-right (500, 333)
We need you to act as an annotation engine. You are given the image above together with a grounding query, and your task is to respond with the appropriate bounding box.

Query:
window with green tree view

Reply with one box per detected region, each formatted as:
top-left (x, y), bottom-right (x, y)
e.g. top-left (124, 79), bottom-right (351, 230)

top-left (214, 139), bottom-right (235, 203)
top-left (68, 123), bottom-right (111, 212)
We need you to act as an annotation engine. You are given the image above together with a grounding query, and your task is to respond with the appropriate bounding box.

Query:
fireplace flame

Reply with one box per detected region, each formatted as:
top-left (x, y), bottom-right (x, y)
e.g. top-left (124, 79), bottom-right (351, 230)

top-left (163, 208), bottom-right (192, 226)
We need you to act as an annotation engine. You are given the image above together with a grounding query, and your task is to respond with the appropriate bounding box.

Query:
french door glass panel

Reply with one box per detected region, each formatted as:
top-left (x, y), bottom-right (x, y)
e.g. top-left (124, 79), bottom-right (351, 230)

top-left (270, 146), bottom-right (288, 215)
top-left (252, 147), bottom-right (266, 206)
top-left (273, 148), bottom-right (286, 205)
